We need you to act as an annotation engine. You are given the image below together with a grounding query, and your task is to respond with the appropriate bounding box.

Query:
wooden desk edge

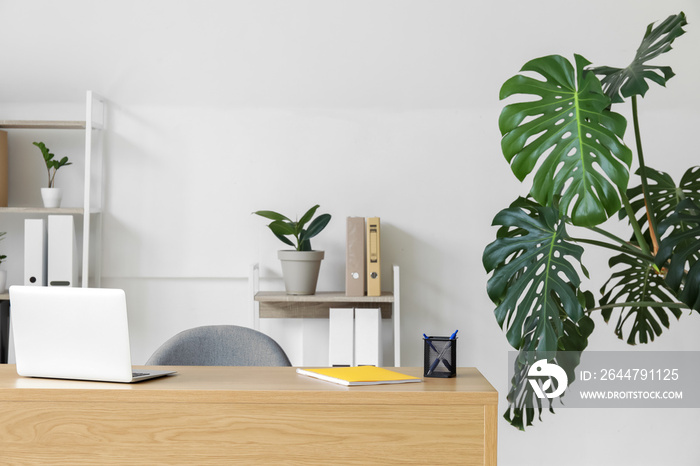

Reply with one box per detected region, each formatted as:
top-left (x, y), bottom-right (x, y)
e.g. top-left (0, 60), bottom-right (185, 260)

top-left (0, 365), bottom-right (498, 405)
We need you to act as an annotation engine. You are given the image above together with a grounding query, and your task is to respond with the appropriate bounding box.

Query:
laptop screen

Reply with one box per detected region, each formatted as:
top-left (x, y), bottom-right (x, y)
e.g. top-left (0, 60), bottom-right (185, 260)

top-left (10, 286), bottom-right (136, 383)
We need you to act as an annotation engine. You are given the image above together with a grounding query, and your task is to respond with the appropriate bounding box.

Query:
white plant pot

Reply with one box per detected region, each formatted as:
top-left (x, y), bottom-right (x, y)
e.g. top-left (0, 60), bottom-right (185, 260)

top-left (0, 270), bottom-right (6, 294)
top-left (41, 187), bottom-right (63, 208)
top-left (278, 250), bottom-right (325, 295)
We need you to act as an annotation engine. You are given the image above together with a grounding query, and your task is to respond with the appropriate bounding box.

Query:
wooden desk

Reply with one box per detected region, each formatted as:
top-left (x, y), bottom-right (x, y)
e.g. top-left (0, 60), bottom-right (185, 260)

top-left (0, 365), bottom-right (498, 465)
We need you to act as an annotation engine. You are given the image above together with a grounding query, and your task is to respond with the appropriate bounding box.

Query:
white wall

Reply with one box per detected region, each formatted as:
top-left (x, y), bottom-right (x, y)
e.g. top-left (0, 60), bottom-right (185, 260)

top-left (1, 1), bottom-right (699, 464)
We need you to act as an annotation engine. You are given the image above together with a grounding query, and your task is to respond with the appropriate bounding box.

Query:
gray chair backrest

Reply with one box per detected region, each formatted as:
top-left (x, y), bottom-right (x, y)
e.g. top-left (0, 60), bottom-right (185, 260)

top-left (146, 325), bottom-right (291, 366)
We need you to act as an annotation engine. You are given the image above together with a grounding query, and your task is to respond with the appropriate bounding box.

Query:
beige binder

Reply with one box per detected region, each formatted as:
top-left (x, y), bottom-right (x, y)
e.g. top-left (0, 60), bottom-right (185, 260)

top-left (346, 217), bottom-right (366, 297)
top-left (0, 131), bottom-right (7, 207)
top-left (366, 217), bottom-right (381, 297)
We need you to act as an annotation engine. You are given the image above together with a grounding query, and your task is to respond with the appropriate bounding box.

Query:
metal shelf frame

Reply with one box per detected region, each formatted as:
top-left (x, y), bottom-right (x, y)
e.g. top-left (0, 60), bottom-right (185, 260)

top-left (0, 91), bottom-right (106, 287)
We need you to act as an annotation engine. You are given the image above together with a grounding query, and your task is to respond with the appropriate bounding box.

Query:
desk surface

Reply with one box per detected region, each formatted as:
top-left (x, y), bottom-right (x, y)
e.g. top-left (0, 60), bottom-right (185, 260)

top-left (0, 364), bottom-right (497, 403)
top-left (0, 365), bottom-right (498, 465)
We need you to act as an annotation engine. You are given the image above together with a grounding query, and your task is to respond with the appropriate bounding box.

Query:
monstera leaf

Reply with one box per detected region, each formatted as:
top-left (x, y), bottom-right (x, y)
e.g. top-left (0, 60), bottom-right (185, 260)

top-left (679, 166), bottom-right (700, 205)
top-left (499, 54), bottom-right (632, 227)
top-left (656, 199), bottom-right (700, 311)
top-left (590, 12), bottom-right (687, 103)
top-left (600, 253), bottom-right (681, 344)
top-left (625, 167), bottom-right (683, 227)
top-left (505, 310), bottom-right (594, 431)
top-left (505, 346), bottom-right (551, 431)
top-left (483, 198), bottom-right (587, 354)
top-left (622, 166), bottom-right (700, 245)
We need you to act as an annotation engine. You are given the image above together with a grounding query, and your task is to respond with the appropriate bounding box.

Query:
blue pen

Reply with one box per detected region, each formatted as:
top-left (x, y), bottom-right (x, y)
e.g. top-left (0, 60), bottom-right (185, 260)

top-left (424, 334), bottom-right (441, 359)
top-left (424, 334), bottom-right (446, 360)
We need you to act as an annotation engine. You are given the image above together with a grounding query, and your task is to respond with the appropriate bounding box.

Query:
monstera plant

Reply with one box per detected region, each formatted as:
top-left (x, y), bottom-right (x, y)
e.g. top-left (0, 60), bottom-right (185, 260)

top-left (483, 12), bottom-right (699, 430)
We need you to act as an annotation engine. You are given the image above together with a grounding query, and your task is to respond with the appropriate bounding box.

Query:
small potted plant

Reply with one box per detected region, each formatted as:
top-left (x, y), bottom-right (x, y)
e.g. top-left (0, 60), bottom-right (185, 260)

top-left (0, 231), bottom-right (7, 293)
top-left (33, 141), bottom-right (72, 208)
top-left (254, 205), bottom-right (331, 295)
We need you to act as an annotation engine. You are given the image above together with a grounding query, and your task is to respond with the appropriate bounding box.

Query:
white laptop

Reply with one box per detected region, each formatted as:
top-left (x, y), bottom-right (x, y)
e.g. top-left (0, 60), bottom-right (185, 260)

top-left (9, 286), bottom-right (176, 383)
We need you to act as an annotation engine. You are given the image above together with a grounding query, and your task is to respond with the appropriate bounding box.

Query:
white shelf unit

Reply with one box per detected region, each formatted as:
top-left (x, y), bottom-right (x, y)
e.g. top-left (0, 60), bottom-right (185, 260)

top-left (0, 91), bottom-right (106, 297)
top-left (251, 264), bottom-right (401, 366)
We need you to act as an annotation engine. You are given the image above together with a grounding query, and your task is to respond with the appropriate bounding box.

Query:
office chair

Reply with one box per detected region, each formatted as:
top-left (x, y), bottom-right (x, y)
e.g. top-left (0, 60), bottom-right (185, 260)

top-left (146, 325), bottom-right (292, 366)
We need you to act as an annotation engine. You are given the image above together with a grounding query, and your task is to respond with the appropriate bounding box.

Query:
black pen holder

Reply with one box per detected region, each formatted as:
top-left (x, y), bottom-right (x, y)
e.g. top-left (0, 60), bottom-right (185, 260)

top-left (423, 336), bottom-right (457, 378)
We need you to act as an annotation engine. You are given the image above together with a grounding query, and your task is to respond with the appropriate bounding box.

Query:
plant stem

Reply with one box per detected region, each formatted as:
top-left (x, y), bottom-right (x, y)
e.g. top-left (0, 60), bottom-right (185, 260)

top-left (587, 225), bottom-right (638, 249)
top-left (631, 95), bottom-right (659, 254)
top-left (621, 191), bottom-right (651, 257)
top-left (570, 236), bottom-right (654, 262)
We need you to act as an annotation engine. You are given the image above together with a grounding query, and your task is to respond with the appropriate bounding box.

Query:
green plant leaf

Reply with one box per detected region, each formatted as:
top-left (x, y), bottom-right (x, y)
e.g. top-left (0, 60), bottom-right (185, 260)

top-left (656, 199), bottom-right (700, 311)
top-left (623, 167), bottom-right (681, 227)
top-left (33, 141), bottom-right (54, 162)
top-left (621, 166), bottom-right (700, 245)
top-left (499, 54), bottom-right (632, 227)
top-left (297, 204), bottom-right (320, 232)
top-left (590, 12), bottom-right (687, 104)
top-left (268, 220), bottom-right (296, 237)
top-left (301, 213), bottom-right (331, 242)
top-left (599, 253), bottom-right (681, 344)
top-left (504, 312), bottom-right (594, 430)
top-left (483, 198), bottom-right (587, 354)
top-left (273, 232), bottom-right (295, 248)
top-left (504, 348), bottom-right (550, 431)
top-left (252, 210), bottom-right (291, 222)
top-left (679, 166), bottom-right (700, 205)
top-left (268, 220), bottom-right (297, 248)
top-left (57, 156), bottom-right (72, 168)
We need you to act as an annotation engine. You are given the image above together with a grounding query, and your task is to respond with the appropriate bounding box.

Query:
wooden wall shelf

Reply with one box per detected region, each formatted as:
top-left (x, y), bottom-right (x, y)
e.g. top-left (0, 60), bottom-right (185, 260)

top-left (250, 264), bottom-right (401, 366)
top-left (0, 207), bottom-right (85, 215)
top-left (255, 291), bottom-right (394, 319)
top-left (0, 121), bottom-right (86, 130)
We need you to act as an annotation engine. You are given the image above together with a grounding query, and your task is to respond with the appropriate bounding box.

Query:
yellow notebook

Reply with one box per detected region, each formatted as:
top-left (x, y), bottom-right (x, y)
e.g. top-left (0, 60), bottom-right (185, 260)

top-left (296, 366), bottom-right (421, 386)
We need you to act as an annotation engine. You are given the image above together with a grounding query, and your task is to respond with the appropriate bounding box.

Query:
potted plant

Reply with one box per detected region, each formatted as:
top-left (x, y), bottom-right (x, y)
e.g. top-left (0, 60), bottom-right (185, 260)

top-left (33, 141), bottom-right (72, 208)
top-left (254, 205), bottom-right (332, 295)
top-left (0, 231), bottom-right (7, 293)
top-left (483, 12), bottom-right (699, 430)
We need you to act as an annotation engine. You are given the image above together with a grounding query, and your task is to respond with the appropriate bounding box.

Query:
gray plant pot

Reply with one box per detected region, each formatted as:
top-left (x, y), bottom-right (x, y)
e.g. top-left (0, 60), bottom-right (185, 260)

top-left (278, 250), bottom-right (324, 295)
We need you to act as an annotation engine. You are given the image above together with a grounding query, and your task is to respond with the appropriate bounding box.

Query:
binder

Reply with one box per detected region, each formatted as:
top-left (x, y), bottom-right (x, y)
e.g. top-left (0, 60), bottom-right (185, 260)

top-left (329, 308), bottom-right (354, 367)
top-left (24, 219), bottom-right (48, 286)
top-left (0, 130), bottom-right (7, 207)
top-left (47, 215), bottom-right (79, 287)
top-left (366, 217), bottom-right (381, 297)
top-left (354, 307), bottom-right (381, 366)
top-left (345, 217), bottom-right (366, 297)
